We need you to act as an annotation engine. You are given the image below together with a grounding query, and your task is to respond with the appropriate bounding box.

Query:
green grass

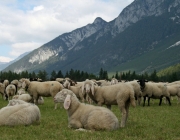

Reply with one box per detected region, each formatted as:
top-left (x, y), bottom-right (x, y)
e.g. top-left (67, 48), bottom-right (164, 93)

top-left (0, 98), bottom-right (180, 140)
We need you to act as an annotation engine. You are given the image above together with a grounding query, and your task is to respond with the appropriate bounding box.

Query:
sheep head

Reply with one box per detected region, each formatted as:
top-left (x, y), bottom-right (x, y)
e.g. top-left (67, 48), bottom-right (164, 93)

top-left (137, 79), bottom-right (148, 91)
top-left (54, 89), bottom-right (77, 110)
top-left (82, 80), bottom-right (95, 96)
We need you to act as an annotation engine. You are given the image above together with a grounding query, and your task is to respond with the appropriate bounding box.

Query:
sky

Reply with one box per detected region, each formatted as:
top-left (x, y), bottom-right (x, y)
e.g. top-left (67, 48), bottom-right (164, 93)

top-left (0, 0), bottom-right (134, 63)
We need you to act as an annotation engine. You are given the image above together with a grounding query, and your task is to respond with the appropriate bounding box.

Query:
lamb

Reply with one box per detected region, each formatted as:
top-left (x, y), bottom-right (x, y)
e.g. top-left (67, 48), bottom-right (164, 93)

top-left (137, 79), bottom-right (171, 106)
top-left (0, 99), bottom-right (40, 126)
top-left (12, 94), bottom-right (32, 102)
top-left (5, 84), bottom-right (17, 100)
top-left (82, 79), bottom-right (136, 127)
top-left (54, 89), bottom-right (119, 131)
top-left (22, 79), bottom-right (63, 107)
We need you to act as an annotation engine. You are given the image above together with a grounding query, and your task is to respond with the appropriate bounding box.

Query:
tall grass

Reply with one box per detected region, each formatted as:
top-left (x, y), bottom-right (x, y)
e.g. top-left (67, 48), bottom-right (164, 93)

top-left (0, 97), bottom-right (180, 140)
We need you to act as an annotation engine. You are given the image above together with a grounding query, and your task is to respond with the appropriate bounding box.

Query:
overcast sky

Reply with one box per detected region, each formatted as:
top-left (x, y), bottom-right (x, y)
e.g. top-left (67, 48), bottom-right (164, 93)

top-left (0, 0), bottom-right (134, 62)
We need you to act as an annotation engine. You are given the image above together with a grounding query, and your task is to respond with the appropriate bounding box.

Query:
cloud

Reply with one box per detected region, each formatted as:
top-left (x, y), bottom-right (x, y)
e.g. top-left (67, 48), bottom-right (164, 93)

top-left (0, 56), bottom-right (13, 63)
top-left (0, 0), bottom-right (134, 62)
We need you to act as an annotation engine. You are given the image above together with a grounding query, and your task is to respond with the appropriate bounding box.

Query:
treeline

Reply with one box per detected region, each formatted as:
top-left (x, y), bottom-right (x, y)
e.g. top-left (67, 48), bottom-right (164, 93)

top-left (0, 68), bottom-right (179, 82)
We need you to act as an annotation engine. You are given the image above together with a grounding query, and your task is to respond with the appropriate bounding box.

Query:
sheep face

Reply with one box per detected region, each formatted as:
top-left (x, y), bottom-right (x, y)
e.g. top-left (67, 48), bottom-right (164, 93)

top-left (82, 81), bottom-right (94, 95)
top-left (63, 80), bottom-right (70, 88)
top-left (137, 79), bottom-right (148, 91)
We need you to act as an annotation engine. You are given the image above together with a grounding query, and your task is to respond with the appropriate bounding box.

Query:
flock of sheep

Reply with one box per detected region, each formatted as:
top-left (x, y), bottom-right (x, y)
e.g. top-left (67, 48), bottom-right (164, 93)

top-left (0, 77), bottom-right (180, 131)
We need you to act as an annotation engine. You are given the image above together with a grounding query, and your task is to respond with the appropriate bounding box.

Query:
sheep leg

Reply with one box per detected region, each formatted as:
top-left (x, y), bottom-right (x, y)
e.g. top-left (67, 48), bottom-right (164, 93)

top-left (166, 97), bottom-right (171, 106)
top-left (147, 97), bottom-right (151, 106)
top-left (143, 96), bottom-right (146, 106)
top-left (68, 120), bottom-right (82, 129)
top-left (125, 101), bottom-right (130, 124)
top-left (159, 96), bottom-right (163, 106)
top-left (118, 102), bottom-right (126, 127)
top-left (106, 105), bottom-right (111, 110)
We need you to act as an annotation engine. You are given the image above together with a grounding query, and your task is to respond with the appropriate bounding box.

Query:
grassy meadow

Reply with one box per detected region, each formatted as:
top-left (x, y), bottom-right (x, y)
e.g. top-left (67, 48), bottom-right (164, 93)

top-left (0, 97), bottom-right (180, 140)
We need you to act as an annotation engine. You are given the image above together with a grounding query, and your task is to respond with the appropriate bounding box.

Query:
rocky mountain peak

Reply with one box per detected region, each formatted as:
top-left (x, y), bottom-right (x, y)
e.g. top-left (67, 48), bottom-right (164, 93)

top-left (93, 17), bottom-right (107, 25)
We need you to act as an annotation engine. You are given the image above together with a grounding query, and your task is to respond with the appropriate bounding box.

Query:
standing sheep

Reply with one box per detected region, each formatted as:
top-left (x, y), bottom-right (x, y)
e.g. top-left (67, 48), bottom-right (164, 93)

top-left (137, 80), bottom-right (171, 106)
top-left (5, 84), bottom-right (17, 100)
top-left (22, 79), bottom-right (63, 107)
top-left (0, 99), bottom-right (40, 126)
top-left (54, 89), bottom-right (119, 131)
top-left (82, 79), bottom-right (136, 127)
top-left (0, 83), bottom-right (6, 99)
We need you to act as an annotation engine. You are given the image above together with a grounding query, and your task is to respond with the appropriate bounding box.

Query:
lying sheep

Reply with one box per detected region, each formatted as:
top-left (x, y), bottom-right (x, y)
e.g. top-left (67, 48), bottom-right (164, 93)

top-left (5, 84), bottom-right (17, 100)
top-left (137, 80), bottom-right (171, 106)
top-left (0, 99), bottom-right (40, 126)
top-left (54, 89), bottom-right (119, 131)
top-left (82, 79), bottom-right (136, 127)
top-left (17, 88), bottom-right (26, 95)
top-left (12, 94), bottom-right (32, 102)
top-left (22, 79), bottom-right (63, 108)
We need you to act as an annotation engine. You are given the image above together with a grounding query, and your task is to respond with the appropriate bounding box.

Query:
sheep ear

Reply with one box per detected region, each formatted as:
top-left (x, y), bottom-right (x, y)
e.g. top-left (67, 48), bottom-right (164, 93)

top-left (64, 95), bottom-right (71, 110)
top-left (91, 84), bottom-right (95, 96)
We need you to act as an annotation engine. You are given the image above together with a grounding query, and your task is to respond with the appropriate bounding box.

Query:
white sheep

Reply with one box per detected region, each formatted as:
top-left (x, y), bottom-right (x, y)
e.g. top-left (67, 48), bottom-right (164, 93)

top-left (54, 89), bottom-right (119, 131)
top-left (12, 94), bottom-right (32, 102)
top-left (165, 84), bottom-right (180, 104)
top-left (5, 84), bottom-right (17, 100)
top-left (0, 99), bottom-right (40, 126)
top-left (0, 83), bottom-right (6, 99)
top-left (126, 80), bottom-right (142, 105)
top-left (137, 80), bottom-right (171, 106)
top-left (82, 79), bottom-right (136, 127)
top-left (110, 78), bottom-right (119, 85)
top-left (22, 79), bottom-right (63, 108)
top-left (37, 96), bottom-right (44, 105)
top-left (17, 88), bottom-right (26, 95)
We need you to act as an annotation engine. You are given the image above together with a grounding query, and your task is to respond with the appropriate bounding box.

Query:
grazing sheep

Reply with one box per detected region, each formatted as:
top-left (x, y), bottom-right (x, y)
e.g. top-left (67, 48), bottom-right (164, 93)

top-left (11, 79), bottom-right (22, 89)
top-left (12, 94), bottom-right (32, 102)
top-left (82, 79), bottom-right (136, 127)
top-left (56, 78), bottom-right (65, 84)
top-left (3, 79), bottom-right (9, 88)
top-left (37, 96), bottom-right (44, 105)
top-left (0, 99), bottom-right (40, 126)
top-left (54, 89), bottom-right (119, 131)
top-left (95, 79), bottom-right (111, 86)
top-left (22, 79), bottom-right (63, 108)
top-left (5, 84), bottom-right (17, 100)
top-left (137, 80), bottom-right (171, 106)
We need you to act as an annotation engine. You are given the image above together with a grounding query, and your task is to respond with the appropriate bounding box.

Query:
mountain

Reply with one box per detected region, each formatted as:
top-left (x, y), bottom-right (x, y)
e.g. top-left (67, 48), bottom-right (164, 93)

top-left (3, 0), bottom-right (180, 75)
top-left (0, 52), bottom-right (30, 71)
